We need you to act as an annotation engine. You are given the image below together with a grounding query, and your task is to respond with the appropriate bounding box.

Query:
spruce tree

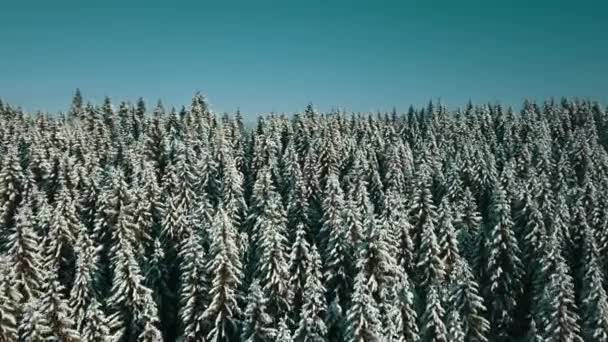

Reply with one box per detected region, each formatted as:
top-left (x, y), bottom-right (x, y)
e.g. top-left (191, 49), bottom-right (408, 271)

top-left (449, 258), bottom-right (489, 342)
top-left (5, 201), bottom-right (43, 302)
top-left (483, 181), bottom-right (522, 340)
top-left (421, 283), bottom-right (448, 342)
top-left (580, 225), bottom-right (608, 341)
top-left (293, 245), bottom-right (327, 342)
top-left (289, 223), bottom-right (311, 325)
top-left (202, 207), bottom-right (243, 341)
top-left (241, 279), bottom-right (277, 342)
top-left (0, 257), bottom-right (19, 341)
top-left (344, 270), bottom-right (382, 342)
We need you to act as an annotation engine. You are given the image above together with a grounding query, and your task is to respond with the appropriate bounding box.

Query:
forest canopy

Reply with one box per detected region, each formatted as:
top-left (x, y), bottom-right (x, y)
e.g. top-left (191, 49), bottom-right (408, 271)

top-left (0, 92), bottom-right (607, 342)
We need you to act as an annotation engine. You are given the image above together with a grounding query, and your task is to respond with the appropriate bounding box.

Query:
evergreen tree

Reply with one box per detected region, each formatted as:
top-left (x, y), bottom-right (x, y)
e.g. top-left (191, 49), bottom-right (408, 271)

top-left (393, 274), bottom-right (419, 342)
top-left (69, 224), bottom-right (101, 334)
top-left (38, 256), bottom-right (81, 341)
top-left (344, 270), bottom-right (382, 342)
top-left (294, 245), bottom-right (327, 342)
top-left (483, 181), bottom-right (523, 340)
top-left (107, 209), bottom-right (160, 341)
top-left (579, 225), bottom-right (608, 341)
top-left (0, 258), bottom-right (19, 341)
top-left (202, 207), bottom-right (243, 341)
top-left (289, 223), bottom-right (311, 325)
top-left (19, 299), bottom-right (50, 342)
top-left (436, 197), bottom-right (460, 282)
top-left (256, 191), bottom-right (292, 324)
top-left (446, 311), bottom-right (465, 342)
top-left (178, 226), bottom-right (208, 341)
top-left (276, 317), bottom-right (294, 342)
top-left (449, 258), bottom-right (489, 342)
top-left (421, 283), bottom-right (448, 342)
top-left (541, 251), bottom-right (583, 342)
top-left (5, 201), bottom-right (43, 302)
top-left (80, 298), bottom-right (111, 342)
top-left (241, 280), bottom-right (277, 342)
top-left (0, 147), bottom-right (26, 251)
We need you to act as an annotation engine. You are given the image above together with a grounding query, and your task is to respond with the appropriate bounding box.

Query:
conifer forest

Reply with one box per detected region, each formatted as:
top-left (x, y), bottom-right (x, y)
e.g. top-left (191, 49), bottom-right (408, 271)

top-left (2, 91), bottom-right (608, 342)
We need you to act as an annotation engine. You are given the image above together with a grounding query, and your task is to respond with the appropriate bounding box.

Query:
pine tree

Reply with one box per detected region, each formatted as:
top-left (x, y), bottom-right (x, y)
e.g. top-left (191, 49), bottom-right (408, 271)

top-left (201, 207), bottom-right (243, 341)
top-left (19, 299), bottom-right (50, 342)
top-left (579, 225), bottom-right (608, 341)
top-left (5, 201), bottom-right (43, 302)
top-left (446, 311), bottom-right (465, 342)
top-left (276, 317), bottom-right (294, 342)
top-left (483, 181), bottom-right (522, 340)
top-left (415, 201), bottom-right (444, 296)
top-left (241, 279), bottom-right (277, 342)
top-left (107, 208), bottom-right (160, 341)
top-left (289, 223), bottom-right (311, 324)
top-left (541, 251), bottom-right (583, 342)
top-left (456, 187), bottom-right (482, 267)
top-left (294, 245), bottom-right (327, 342)
top-left (436, 197), bottom-right (460, 283)
top-left (319, 173), bottom-right (346, 265)
top-left (256, 191), bottom-right (292, 324)
top-left (344, 270), bottom-right (382, 342)
top-left (0, 147), bottom-right (26, 251)
top-left (38, 257), bottom-right (81, 341)
top-left (449, 257), bottom-right (489, 342)
top-left (421, 283), bottom-right (448, 342)
top-left (393, 274), bottom-right (419, 342)
top-left (0, 257), bottom-right (19, 341)
top-left (80, 298), bottom-right (111, 341)
top-left (69, 224), bottom-right (101, 334)
top-left (178, 226), bottom-right (208, 341)
top-left (524, 318), bottom-right (543, 342)
top-left (356, 199), bottom-right (398, 303)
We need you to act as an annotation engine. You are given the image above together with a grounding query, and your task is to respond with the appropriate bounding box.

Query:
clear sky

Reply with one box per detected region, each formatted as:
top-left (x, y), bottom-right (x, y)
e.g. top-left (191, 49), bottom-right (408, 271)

top-left (1, 0), bottom-right (606, 116)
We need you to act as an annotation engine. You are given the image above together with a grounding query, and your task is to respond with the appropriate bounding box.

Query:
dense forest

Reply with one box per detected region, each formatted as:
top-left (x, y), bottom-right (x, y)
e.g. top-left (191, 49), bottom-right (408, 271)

top-left (0, 91), bottom-right (607, 342)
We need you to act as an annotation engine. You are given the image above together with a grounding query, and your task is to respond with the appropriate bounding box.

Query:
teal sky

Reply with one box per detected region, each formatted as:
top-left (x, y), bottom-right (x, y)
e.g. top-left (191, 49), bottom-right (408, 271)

top-left (1, 1), bottom-right (606, 116)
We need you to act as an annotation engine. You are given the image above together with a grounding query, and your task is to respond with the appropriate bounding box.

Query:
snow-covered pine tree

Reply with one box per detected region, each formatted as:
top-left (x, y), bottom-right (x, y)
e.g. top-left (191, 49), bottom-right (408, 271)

top-left (448, 257), bottom-right (489, 342)
top-left (38, 236), bottom-right (81, 341)
top-left (319, 172), bottom-right (346, 264)
top-left (241, 279), bottom-right (277, 342)
top-left (201, 206), bottom-right (243, 341)
top-left (321, 172), bottom-right (354, 317)
top-left (344, 270), bottom-right (382, 342)
top-left (541, 248), bottom-right (583, 342)
top-left (456, 188), bottom-right (482, 268)
top-left (107, 205), bottom-right (161, 341)
top-left (0, 256), bottom-right (19, 341)
top-left (80, 298), bottom-right (111, 342)
top-left (436, 197), bottom-right (460, 283)
top-left (524, 317), bottom-right (544, 342)
top-left (415, 195), bottom-right (444, 299)
top-left (254, 184), bottom-right (292, 325)
top-left (289, 223), bottom-right (311, 325)
top-left (421, 283), bottom-right (448, 342)
top-left (178, 222), bottom-right (208, 341)
top-left (0, 147), bottom-right (26, 251)
top-left (579, 224), bottom-right (608, 341)
top-left (19, 298), bottom-right (50, 341)
top-left (409, 163), bottom-right (438, 253)
top-left (293, 245), bottom-right (327, 342)
top-left (69, 224), bottom-right (102, 334)
top-left (446, 310), bottom-right (465, 342)
top-left (392, 273), bottom-right (419, 342)
top-left (276, 317), bottom-right (294, 342)
top-left (381, 187), bottom-right (415, 278)
top-left (483, 180), bottom-right (522, 340)
top-left (5, 200), bottom-right (43, 302)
